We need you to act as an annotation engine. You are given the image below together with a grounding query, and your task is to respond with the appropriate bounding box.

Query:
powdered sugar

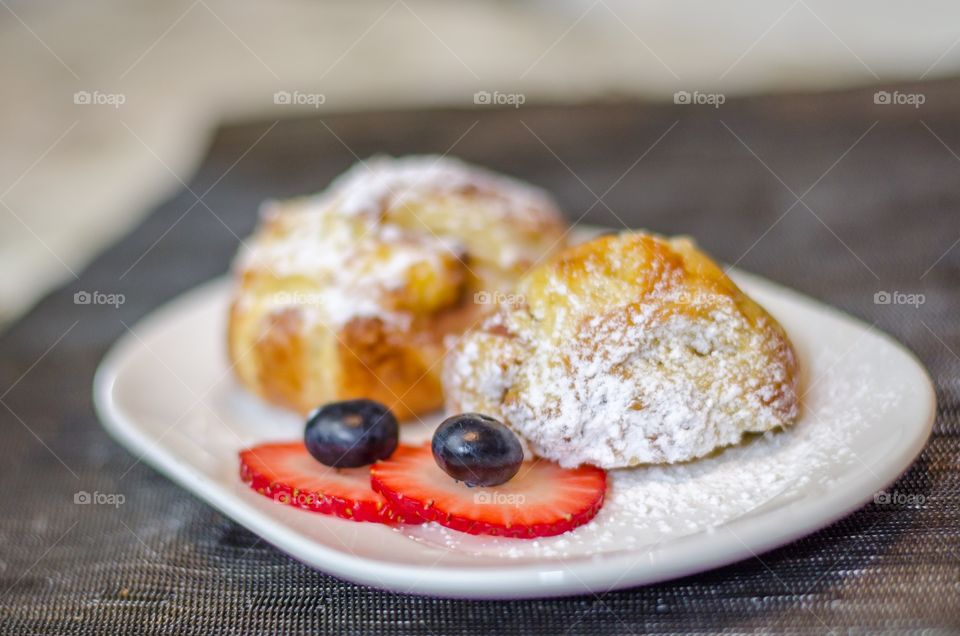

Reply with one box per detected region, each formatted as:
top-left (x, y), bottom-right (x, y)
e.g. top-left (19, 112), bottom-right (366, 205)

top-left (315, 154), bottom-right (557, 221)
top-left (444, 234), bottom-right (799, 469)
top-left (232, 155), bottom-right (564, 329)
top-left (239, 218), bottom-right (457, 328)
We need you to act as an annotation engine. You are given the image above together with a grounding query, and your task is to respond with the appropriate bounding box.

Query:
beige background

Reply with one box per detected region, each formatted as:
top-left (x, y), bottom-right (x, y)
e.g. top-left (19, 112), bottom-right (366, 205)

top-left (2, 0), bottom-right (958, 325)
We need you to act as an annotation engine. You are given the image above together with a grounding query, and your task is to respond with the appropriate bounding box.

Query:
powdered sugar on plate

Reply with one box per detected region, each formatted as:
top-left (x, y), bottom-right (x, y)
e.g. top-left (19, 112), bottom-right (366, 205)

top-left (397, 322), bottom-right (904, 560)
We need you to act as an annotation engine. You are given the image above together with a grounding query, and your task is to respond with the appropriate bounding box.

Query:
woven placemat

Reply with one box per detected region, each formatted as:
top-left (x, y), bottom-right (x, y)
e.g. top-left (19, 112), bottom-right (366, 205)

top-left (1, 81), bottom-right (958, 634)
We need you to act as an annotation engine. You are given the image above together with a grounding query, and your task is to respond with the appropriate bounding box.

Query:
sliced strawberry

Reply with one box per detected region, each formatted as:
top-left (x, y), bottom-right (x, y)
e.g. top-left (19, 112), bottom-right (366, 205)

top-left (239, 441), bottom-right (422, 524)
top-left (370, 444), bottom-right (606, 538)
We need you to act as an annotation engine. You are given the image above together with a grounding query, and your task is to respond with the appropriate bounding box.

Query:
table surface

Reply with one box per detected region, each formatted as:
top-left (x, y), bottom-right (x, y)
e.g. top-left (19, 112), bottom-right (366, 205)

top-left (1, 81), bottom-right (958, 634)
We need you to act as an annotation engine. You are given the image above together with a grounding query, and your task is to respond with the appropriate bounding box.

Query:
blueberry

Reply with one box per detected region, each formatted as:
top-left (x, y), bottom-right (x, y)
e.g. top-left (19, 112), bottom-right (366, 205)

top-left (431, 413), bottom-right (523, 487)
top-left (304, 399), bottom-right (398, 468)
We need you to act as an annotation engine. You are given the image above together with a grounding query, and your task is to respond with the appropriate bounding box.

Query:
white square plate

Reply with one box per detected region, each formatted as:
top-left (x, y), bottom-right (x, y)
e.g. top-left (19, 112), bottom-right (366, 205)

top-left (94, 231), bottom-right (935, 599)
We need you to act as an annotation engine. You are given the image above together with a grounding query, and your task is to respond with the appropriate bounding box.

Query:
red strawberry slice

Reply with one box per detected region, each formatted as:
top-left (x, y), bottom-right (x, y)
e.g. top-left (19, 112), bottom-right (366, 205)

top-left (239, 441), bottom-right (422, 524)
top-left (370, 444), bottom-right (607, 538)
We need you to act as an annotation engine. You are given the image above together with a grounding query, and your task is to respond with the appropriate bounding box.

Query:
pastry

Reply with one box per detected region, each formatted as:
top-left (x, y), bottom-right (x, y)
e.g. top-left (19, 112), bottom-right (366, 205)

top-left (443, 231), bottom-right (800, 468)
top-left (228, 155), bottom-right (568, 420)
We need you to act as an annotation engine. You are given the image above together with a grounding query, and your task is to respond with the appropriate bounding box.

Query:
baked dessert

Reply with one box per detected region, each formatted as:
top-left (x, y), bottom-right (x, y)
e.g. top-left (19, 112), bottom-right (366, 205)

top-left (443, 231), bottom-right (800, 468)
top-left (228, 155), bottom-right (567, 420)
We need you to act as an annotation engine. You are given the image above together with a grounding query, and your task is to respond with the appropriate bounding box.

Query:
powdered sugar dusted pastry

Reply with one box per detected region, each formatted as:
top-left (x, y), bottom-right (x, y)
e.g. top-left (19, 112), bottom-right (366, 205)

top-left (229, 155), bottom-right (567, 420)
top-left (443, 231), bottom-right (800, 468)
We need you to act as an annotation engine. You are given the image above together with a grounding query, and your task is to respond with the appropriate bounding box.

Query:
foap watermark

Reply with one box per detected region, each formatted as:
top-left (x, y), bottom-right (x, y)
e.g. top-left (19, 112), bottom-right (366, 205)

top-left (874, 490), bottom-right (925, 506)
top-left (274, 90), bottom-right (326, 109)
top-left (274, 290), bottom-right (324, 306)
top-left (674, 290), bottom-right (724, 306)
top-left (674, 90), bottom-right (725, 108)
top-left (474, 90), bottom-right (526, 109)
top-left (873, 90), bottom-right (925, 109)
top-left (73, 90), bottom-right (126, 109)
top-left (273, 491), bottom-right (333, 508)
top-left (74, 290), bottom-right (125, 308)
top-left (874, 290), bottom-right (925, 308)
top-left (74, 490), bottom-right (125, 508)
top-left (474, 291), bottom-right (525, 305)
top-left (474, 491), bottom-right (525, 507)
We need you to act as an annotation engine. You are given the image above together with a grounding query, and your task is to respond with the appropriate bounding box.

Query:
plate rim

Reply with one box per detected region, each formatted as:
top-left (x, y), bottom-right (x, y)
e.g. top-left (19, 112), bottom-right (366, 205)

top-left (93, 271), bottom-right (937, 599)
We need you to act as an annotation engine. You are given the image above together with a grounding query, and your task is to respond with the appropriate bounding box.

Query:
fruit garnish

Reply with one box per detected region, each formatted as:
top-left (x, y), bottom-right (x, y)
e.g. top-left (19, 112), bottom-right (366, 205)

top-left (431, 413), bottom-right (523, 487)
top-left (304, 399), bottom-right (398, 468)
top-left (239, 441), bottom-right (421, 524)
top-left (370, 444), bottom-right (607, 538)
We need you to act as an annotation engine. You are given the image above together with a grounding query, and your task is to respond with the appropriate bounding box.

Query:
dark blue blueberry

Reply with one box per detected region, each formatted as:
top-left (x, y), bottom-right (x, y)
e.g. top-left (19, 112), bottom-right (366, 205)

top-left (304, 399), bottom-right (398, 468)
top-left (431, 413), bottom-right (523, 487)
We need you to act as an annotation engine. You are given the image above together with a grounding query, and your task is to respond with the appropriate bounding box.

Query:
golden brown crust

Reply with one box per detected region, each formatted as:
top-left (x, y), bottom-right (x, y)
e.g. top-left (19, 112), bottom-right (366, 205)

top-left (444, 231), bottom-right (800, 467)
top-left (253, 307), bottom-right (310, 411)
top-left (227, 156), bottom-right (567, 420)
top-left (336, 317), bottom-right (442, 421)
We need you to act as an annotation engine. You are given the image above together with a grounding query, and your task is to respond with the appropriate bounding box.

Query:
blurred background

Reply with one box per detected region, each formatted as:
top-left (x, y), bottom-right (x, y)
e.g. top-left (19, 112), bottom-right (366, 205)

top-left (3, 0), bottom-right (959, 326)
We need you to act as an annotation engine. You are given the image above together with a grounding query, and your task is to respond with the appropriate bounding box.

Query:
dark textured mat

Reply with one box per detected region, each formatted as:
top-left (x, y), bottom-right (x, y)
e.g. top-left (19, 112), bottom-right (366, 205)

top-left (1, 80), bottom-right (958, 634)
